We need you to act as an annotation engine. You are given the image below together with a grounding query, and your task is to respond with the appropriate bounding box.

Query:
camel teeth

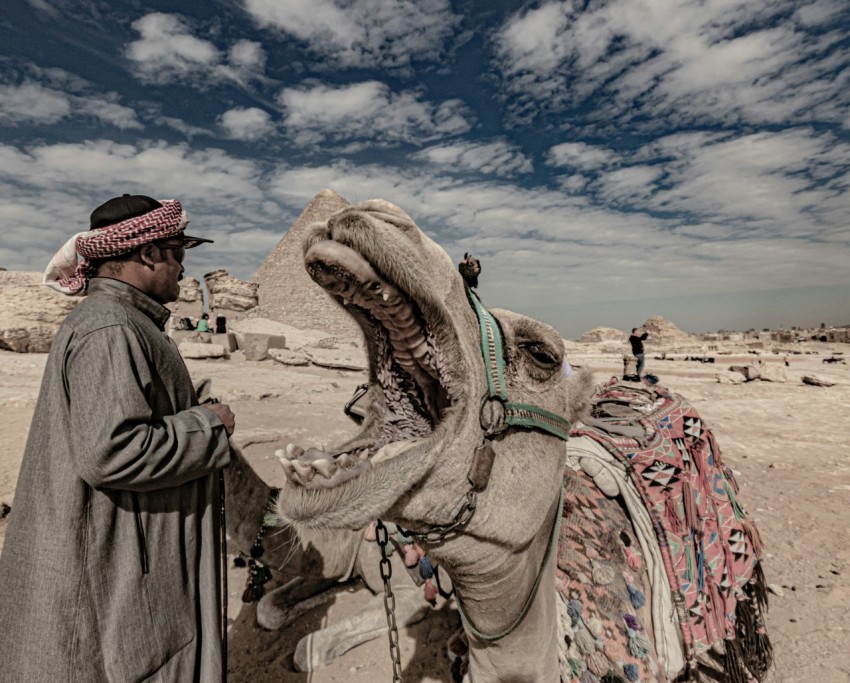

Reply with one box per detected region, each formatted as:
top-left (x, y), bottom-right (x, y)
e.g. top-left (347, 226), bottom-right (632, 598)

top-left (337, 453), bottom-right (357, 469)
top-left (291, 460), bottom-right (314, 481)
top-left (312, 458), bottom-right (335, 478)
top-left (279, 459), bottom-right (294, 478)
top-left (342, 297), bottom-right (350, 306)
top-left (382, 291), bottom-right (390, 301)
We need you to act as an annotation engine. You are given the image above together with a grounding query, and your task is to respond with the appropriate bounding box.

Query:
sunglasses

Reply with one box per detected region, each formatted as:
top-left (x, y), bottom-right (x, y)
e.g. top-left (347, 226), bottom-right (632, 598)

top-left (155, 241), bottom-right (186, 263)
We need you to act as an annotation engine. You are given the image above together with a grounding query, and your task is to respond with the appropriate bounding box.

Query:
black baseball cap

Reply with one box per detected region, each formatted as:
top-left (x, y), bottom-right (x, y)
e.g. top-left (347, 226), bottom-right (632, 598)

top-left (90, 194), bottom-right (213, 247)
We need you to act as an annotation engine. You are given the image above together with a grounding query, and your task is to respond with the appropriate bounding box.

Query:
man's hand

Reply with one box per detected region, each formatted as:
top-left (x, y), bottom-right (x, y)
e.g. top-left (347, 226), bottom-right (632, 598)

top-left (203, 403), bottom-right (236, 435)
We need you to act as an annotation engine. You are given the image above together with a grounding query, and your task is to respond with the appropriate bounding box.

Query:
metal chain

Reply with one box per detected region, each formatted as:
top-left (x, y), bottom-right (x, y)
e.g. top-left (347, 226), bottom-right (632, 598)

top-left (375, 520), bottom-right (404, 682)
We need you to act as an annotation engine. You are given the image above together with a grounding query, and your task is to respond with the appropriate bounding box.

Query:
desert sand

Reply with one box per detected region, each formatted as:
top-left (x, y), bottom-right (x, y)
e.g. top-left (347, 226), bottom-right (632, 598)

top-left (1, 345), bottom-right (849, 682)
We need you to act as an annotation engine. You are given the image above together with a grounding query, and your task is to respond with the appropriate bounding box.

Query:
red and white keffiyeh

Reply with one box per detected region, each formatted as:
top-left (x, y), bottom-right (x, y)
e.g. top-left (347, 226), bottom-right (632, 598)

top-left (43, 199), bottom-right (188, 295)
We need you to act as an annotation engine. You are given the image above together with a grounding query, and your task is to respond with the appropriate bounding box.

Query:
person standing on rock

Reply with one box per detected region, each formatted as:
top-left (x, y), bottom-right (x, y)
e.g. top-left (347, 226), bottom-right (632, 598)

top-left (0, 194), bottom-right (236, 682)
top-left (629, 327), bottom-right (649, 378)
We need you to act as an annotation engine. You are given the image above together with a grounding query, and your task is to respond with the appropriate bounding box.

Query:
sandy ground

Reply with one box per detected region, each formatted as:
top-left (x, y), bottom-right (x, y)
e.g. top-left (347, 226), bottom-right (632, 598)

top-left (1, 347), bottom-right (849, 682)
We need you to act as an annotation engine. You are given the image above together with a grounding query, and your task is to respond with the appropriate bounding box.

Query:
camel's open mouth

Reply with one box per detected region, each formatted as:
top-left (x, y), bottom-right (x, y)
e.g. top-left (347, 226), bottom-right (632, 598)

top-left (277, 239), bottom-right (454, 489)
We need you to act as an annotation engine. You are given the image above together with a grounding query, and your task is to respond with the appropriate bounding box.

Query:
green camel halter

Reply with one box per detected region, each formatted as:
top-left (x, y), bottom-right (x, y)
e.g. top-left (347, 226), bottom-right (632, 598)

top-left (466, 287), bottom-right (572, 440)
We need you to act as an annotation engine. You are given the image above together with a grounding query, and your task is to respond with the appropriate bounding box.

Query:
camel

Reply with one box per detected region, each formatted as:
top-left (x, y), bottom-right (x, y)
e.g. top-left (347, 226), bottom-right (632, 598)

top-left (274, 197), bottom-right (771, 682)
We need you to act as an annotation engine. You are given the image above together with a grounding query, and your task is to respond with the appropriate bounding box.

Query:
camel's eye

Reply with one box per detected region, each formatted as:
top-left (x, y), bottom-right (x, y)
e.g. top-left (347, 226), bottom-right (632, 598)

top-left (520, 342), bottom-right (558, 368)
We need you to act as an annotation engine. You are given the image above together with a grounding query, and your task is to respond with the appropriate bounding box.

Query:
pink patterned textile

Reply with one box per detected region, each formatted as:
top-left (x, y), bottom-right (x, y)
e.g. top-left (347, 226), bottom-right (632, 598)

top-left (43, 199), bottom-right (188, 295)
top-left (569, 378), bottom-right (770, 680)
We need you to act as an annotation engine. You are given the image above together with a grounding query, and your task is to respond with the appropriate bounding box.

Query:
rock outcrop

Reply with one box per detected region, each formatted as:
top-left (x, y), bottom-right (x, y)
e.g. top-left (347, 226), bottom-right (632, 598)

top-left (640, 315), bottom-right (699, 347)
top-left (204, 269), bottom-right (258, 313)
top-left (252, 189), bottom-right (361, 340)
top-left (0, 271), bottom-right (80, 352)
top-left (579, 327), bottom-right (626, 344)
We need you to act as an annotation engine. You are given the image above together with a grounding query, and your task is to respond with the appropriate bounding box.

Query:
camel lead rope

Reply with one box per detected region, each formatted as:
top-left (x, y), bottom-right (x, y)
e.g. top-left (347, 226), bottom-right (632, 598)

top-left (375, 520), bottom-right (404, 682)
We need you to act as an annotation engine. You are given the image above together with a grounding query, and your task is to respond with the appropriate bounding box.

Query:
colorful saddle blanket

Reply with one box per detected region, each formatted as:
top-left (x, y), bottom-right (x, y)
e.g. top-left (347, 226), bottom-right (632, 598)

top-left (562, 379), bottom-right (770, 682)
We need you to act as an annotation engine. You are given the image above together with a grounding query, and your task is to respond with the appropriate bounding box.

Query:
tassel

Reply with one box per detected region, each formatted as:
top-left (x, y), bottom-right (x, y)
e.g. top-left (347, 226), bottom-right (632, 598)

top-left (381, 542), bottom-right (394, 558)
top-left (665, 495), bottom-right (684, 535)
top-left (592, 560), bottom-right (616, 585)
top-left (622, 662), bottom-right (640, 681)
top-left (396, 527), bottom-right (413, 544)
top-left (404, 544), bottom-right (420, 568)
top-left (707, 577), bottom-right (729, 641)
top-left (364, 522), bottom-right (376, 541)
top-left (741, 518), bottom-right (765, 558)
top-left (624, 574), bottom-right (646, 609)
top-left (735, 593), bottom-right (773, 679)
top-left (623, 613), bottom-right (641, 631)
top-left (419, 556), bottom-right (434, 580)
top-left (586, 650), bottom-right (609, 676)
top-left (568, 599), bottom-right (583, 626)
top-left (722, 638), bottom-right (751, 683)
top-left (568, 659), bottom-right (584, 678)
top-left (685, 543), bottom-right (695, 583)
top-left (586, 616), bottom-right (604, 637)
top-left (683, 481), bottom-right (700, 532)
top-left (724, 480), bottom-right (745, 520)
top-left (696, 536), bottom-right (706, 592)
top-left (423, 578), bottom-right (437, 604)
top-left (575, 626), bottom-right (597, 655)
top-left (627, 629), bottom-right (651, 658)
top-left (750, 561), bottom-right (769, 611)
top-left (581, 669), bottom-right (601, 683)
top-left (624, 546), bottom-right (642, 571)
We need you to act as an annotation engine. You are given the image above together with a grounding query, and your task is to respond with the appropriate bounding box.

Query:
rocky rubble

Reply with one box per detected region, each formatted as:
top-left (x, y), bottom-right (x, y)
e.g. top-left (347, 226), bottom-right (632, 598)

top-left (204, 269), bottom-right (258, 313)
top-left (0, 271), bottom-right (80, 352)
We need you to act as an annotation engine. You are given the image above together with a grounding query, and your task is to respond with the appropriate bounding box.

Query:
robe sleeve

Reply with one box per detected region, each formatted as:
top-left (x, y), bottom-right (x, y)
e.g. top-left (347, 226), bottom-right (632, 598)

top-left (66, 323), bottom-right (231, 492)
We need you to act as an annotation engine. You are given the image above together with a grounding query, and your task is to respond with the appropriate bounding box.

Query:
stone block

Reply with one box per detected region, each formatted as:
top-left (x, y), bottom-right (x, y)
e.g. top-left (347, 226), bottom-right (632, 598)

top-left (178, 342), bottom-right (228, 359)
top-left (210, 332), bottom-right (238, 352)
top-left (240, 333), bottom-right (286, 361)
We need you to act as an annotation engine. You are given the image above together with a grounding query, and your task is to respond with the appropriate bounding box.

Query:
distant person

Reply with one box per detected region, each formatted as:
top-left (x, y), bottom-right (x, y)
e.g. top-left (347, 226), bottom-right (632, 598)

top-left (215, 315), bottom-right (227, 334)
top-left (197, 312), bottom-right (210, 333)
top-left (0, 193), bottom-right (235, 681)
top-left (784, 355), bottom-right (790, 367)
top-left (181, 316), bottom-right (195, 330)
top-left (629, 327), bottom-right (649, 378)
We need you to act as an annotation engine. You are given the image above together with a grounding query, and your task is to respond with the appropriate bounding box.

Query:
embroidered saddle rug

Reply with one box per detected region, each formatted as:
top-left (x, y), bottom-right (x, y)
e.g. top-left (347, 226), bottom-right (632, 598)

top-left (556, 378), bottom-right (771, 683)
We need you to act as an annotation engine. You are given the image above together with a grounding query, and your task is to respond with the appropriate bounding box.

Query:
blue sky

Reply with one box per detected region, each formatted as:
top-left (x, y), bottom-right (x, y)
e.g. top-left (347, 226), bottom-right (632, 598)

top-left (1, 0), bottom-right (848, 338)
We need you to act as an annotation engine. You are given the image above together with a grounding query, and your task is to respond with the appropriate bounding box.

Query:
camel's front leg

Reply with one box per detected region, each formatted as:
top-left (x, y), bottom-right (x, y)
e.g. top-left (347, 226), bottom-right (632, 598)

top-left (293, 584), bottom-right (431, 672)
top-left (256, 576), bottom-right (340, 630)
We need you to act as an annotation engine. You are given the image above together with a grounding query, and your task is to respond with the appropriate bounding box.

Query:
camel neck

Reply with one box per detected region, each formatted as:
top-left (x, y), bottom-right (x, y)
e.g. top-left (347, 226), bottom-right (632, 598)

top-left (434, 496), bottom-right (562, 680)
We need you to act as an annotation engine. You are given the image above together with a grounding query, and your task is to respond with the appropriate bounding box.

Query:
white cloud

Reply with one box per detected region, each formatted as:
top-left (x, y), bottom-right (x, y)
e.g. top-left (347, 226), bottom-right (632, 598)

top-left (126, 13), bottom-right (266, 86)
top-left (0, 82), bottom-right (71, 125)
top-left (278, 80), bottom-right (471, 146)
top-left (411, 140), bottom-right (533, 177)
top-left (243, 0), bottom-right (460, 70)
top-left (219, 107), bottom-right (276, 141)
top-left (547, 142), bottom-right (619, 170)
top-left (493, 0), bottom-right (850, 130)
top-left (0, 81), bottom-right (142, 130)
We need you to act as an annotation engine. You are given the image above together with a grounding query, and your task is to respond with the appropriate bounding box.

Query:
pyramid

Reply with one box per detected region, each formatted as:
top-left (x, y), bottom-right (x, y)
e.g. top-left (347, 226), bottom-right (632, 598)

top-left (252, 189), bottom-right (360, 339)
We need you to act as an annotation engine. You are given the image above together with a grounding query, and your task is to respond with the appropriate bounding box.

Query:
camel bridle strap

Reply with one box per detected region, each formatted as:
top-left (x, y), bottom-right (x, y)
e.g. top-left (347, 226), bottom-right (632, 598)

top-left (466, 287), bottom-right (572, 441)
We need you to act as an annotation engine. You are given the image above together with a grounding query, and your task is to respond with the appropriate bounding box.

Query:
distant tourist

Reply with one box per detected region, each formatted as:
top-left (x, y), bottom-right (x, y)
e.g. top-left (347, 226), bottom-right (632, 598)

top-left (197, 312), bottom-right (211, 333)
top-left (629, 327), bottom-right (649, 378)
top-left (784, 355), bottom-right (790, 367)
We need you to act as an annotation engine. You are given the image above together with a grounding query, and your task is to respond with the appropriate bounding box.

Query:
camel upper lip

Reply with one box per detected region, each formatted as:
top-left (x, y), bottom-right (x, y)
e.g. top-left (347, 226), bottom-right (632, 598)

top-left (277, 237), bottom-right (461, 489)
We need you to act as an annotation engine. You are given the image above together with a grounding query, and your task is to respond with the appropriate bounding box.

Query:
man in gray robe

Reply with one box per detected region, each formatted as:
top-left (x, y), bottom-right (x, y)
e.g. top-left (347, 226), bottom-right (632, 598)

top-left (0, 194), bottom-right (236, 682)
